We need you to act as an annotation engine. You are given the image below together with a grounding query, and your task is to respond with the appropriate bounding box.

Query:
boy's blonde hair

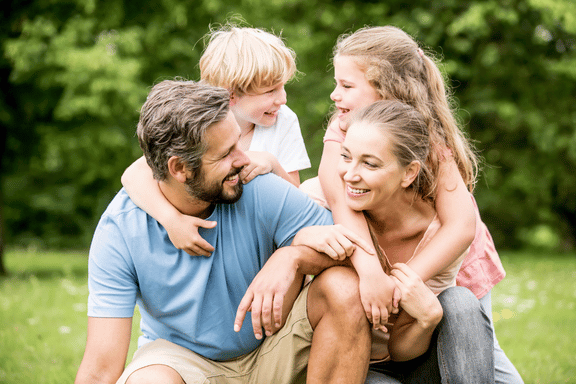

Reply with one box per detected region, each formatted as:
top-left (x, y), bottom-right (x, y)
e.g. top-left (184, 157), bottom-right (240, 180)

top-left (335, 26), bottom-right (479, 194)
top-left (200, 26), bottom-right (297, 95)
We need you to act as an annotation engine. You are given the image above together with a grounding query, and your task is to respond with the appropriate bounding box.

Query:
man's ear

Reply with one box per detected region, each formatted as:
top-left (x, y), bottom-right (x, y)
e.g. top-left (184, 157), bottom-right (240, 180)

top-left (401, 160), bottom-right (421, 189)
top-left (167, 156), bottom-right (192, 184)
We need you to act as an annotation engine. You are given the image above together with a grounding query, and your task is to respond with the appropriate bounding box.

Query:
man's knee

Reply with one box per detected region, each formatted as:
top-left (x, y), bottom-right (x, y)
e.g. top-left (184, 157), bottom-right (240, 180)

top-left (308, 266), bottom-right (366, 327)
top-left (125, 364), bottom-right (185, 384)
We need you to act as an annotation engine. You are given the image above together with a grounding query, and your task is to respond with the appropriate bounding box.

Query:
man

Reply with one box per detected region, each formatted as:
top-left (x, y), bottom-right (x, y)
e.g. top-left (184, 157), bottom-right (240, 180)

top-left (74, 79), bottom-right (371, 384)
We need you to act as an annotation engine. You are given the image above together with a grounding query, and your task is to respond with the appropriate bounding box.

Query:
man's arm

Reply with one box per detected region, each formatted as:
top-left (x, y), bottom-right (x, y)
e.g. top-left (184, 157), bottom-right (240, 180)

top-left (75, 317), bottom-right (133, 384)
top-left (234, 244), bottom-right (350, 339)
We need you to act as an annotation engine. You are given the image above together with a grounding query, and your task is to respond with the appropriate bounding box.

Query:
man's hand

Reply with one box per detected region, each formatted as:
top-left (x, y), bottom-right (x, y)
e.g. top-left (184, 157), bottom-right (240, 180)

top-left (234, 247), bottom-right (304, 339)
top-left (292, 224), bottom-right (375, 261)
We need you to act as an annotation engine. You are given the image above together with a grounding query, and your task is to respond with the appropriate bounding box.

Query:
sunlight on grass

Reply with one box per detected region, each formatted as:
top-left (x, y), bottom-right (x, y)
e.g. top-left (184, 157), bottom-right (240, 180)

top-left (1, 249), bottom-right (575, 383)
top-left (491, 252), bottom-right (576, 383)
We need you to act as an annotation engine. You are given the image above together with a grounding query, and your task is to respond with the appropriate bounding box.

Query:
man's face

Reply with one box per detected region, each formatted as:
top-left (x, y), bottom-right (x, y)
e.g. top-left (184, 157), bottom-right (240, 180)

top-left (185, 111), bottom-right (250, 204)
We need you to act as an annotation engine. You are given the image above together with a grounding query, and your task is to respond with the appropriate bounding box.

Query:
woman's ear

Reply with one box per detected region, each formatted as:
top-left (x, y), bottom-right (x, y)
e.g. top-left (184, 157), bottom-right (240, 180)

top-left (229, 89), bottom-right (238, 106)
top-left (401, 161), bottom-right (421, 189)
top-left (167, 156), bottom-right (192, 184)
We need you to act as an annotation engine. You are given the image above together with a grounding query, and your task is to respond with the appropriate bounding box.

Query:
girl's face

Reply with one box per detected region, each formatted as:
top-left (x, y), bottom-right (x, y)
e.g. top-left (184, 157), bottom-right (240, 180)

top-left (337, 121), bottom-right (408, 213)
top-left (330, 55), bottom-right (380, 128)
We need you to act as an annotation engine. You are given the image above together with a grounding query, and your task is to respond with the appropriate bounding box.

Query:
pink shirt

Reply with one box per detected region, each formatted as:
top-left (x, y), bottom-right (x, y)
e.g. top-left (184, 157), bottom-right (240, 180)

top-left (317, 123), bottom-right (506, 299)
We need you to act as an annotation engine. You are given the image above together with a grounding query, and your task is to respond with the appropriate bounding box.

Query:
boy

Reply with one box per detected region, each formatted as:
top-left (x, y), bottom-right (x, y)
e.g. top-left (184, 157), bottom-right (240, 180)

top-left (121, 26), bottom-right (310, 255)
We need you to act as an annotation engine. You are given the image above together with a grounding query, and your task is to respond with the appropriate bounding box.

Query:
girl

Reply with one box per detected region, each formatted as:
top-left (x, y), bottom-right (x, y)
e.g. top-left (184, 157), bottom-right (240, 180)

top-left (300, 26), bottom-right (522, 383)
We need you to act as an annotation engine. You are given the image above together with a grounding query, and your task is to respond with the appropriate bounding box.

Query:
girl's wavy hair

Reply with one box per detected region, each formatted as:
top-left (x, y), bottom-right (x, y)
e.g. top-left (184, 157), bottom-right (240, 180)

top-left (334, 26), bottom-right (479, 194)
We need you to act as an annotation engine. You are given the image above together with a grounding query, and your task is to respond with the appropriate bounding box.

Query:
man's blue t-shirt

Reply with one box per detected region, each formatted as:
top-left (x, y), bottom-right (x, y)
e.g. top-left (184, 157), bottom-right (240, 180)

top-left (87, 174), bottom-right (333, 361)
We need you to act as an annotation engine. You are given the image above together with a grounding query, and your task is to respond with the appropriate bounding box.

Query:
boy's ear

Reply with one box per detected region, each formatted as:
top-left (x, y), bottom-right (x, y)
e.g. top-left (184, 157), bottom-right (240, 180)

top-left (401, 160), bottom-right (421, 189)
top-left (167, 156), bottom-right (192, 184)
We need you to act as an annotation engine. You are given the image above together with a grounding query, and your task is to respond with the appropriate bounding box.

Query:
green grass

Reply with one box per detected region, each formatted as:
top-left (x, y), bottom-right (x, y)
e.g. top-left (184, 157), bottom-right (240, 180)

top-left (0, 249), bottom-right (575, 383)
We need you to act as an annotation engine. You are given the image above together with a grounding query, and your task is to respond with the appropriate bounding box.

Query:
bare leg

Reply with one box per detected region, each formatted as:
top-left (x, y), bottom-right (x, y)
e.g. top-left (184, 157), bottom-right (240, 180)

top-left (307, 266), bottom-right (371, 384)
top-left (125, 364), bottom-right (185, 384)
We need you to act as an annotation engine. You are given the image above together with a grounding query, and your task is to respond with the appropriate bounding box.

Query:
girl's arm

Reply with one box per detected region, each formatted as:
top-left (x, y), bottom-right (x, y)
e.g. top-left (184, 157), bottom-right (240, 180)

top-left (407, 158), bottom-right (476, 281)
top-left (240, 151), bottom-right (300, 187)
top-left (319, 137), bottom-right (397, 329)
top-left (120, 156), bottom-right (216, 256)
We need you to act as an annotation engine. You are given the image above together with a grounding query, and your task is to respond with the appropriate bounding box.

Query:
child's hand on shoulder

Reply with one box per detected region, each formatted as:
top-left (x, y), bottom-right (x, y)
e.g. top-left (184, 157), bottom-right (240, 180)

top-left (164, 214), bottom-right (216, 256)
top-left (240, 151), bottom-right (278, 184)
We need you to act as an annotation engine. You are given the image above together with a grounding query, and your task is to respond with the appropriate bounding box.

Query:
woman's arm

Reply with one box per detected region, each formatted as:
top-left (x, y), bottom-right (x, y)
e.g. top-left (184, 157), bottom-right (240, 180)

top-left (121, 156), bottom-right (216, 256)
top-left (319, 138), bottom-right (397, 328)
top-left (407, 158), bottom-right (476, 282)
top-left (387, 264), bottom-right (443, 361)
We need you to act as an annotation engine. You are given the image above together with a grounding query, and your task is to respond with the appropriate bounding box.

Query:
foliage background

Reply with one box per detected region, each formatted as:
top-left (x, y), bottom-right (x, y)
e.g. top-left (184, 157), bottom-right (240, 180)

top-left (1, 0), bottom-right (576, 262)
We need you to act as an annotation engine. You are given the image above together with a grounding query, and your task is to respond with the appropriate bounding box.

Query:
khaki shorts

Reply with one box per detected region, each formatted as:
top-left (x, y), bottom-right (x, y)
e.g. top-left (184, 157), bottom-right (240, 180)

top-left (116, 284), bottom-right (312, 384)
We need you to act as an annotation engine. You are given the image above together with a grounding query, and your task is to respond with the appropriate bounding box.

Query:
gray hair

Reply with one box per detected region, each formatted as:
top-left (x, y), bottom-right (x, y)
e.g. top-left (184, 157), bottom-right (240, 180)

top-left (137, 79), bottom-right (230, 180)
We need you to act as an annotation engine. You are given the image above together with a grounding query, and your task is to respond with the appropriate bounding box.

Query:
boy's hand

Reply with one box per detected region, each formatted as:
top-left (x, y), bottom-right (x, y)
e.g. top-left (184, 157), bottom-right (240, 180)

top-left (240, 151), bottom-right (275, 184)
top-left (293, 225), bottom-right (375, 261)
top-left (165, 215), bottom-right (216, 256)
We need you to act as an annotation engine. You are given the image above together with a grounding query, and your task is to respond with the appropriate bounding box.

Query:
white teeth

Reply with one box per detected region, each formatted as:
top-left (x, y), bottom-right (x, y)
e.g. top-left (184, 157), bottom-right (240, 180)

top-left (225, 174), bottom-right (238, 181)
top-left (348, 186), bottom-right (368, 194)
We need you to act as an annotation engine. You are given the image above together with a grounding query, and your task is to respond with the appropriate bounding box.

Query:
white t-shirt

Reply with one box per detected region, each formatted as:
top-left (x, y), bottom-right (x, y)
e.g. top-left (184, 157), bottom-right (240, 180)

top-left (249, 105), bottom-right (311, 173)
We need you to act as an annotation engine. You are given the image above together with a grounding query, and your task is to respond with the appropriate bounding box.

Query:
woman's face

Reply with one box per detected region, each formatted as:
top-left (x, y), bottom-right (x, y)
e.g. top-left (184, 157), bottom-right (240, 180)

top-left (337, 121), bottom-right (407, 212)
top-left (330, 55), bottom-right (380, 131)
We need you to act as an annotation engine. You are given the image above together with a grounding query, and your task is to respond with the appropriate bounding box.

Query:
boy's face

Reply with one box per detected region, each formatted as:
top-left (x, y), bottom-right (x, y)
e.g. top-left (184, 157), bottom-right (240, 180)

top-left (230, 83), bottom-right (287, 131)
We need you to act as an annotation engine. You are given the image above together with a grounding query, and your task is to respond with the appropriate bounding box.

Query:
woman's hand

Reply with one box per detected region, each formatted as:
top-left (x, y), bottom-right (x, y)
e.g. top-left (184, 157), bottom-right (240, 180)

top-left (390, 263), bottom-right (443, 327)
top-left (292, 224), bottom-right (375, 261)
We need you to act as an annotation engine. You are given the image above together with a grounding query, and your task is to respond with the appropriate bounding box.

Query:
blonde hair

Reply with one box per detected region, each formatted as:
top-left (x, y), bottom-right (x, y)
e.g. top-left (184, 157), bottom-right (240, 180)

top-left (200, 26), bottom-right (297, 95)
top-left (335, 26), bottom-right (479, 193)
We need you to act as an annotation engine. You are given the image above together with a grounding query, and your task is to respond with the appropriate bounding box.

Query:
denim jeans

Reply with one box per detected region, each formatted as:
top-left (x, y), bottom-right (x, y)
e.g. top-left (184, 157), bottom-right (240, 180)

top-left (479, 291), bottom-right (524, 384)
top-left (365, 286), bottom-right (495, 384)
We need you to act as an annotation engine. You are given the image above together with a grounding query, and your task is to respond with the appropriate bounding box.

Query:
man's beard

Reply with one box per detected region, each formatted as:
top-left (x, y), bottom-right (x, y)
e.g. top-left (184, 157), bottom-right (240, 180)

top-left (185, 166), bottom-right (244, 204)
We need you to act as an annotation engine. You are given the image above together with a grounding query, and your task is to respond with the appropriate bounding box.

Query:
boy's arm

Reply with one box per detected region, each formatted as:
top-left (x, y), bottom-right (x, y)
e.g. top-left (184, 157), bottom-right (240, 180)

top-left (407, 158), bottom-right (476, 281)
top-left (75, 317), bottom-right (132, 384)
top-left (319, 138), bottom-right (397, 328)
top-left (240, 151), bottom-right (300, 186)
top-left (121, 156), bottom-right (216, 256)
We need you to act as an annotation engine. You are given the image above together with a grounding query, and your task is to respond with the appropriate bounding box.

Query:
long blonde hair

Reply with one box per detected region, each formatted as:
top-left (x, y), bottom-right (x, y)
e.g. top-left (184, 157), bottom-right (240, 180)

top-left (335, 26), bottom-right (479, 193)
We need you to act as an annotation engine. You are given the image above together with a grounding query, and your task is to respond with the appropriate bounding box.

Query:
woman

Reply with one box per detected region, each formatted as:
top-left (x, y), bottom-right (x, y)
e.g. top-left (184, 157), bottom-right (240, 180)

top-left (295, 100), bottom-right (494, 383)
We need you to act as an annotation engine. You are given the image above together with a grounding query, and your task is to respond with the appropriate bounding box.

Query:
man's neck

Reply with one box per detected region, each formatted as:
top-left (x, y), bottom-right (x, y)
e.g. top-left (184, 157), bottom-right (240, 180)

top-left (158, 179), bottom-right (214, 219)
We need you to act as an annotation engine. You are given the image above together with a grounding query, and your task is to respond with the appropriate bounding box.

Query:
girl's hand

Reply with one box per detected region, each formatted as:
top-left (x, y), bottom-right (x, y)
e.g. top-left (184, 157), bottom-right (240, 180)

top-left (357, 269), bottom-right (398, 331)
top-left (164, 214), bottom-right (216, 256)
top-left (293, 224), bottom-right (375, 261)
top-left (390, 263), bottom-right (442, 327)
top-left (240, 151), bottom-right (276, 184)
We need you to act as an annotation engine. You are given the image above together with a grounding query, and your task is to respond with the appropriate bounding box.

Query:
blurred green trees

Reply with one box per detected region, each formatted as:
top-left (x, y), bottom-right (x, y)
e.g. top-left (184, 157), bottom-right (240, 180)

top-left (1, 0), bottom-right (575, 262)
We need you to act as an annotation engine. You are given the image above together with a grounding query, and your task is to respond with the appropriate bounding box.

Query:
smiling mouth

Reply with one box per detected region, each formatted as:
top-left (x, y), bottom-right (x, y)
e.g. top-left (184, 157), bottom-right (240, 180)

top-left (347, 185), bottom-right (369, 195)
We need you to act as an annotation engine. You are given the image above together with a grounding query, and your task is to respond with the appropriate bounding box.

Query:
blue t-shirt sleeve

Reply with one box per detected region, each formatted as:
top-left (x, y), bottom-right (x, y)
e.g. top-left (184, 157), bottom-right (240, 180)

top-left (88, 215), bottom-right (139, 318)
top-left (250, 174), bottom-right (333, 248)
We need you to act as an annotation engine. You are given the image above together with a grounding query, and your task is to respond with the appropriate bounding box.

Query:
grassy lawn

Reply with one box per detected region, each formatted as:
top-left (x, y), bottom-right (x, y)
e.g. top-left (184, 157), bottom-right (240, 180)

top-left (0, 249), bottom-right (575, 383)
